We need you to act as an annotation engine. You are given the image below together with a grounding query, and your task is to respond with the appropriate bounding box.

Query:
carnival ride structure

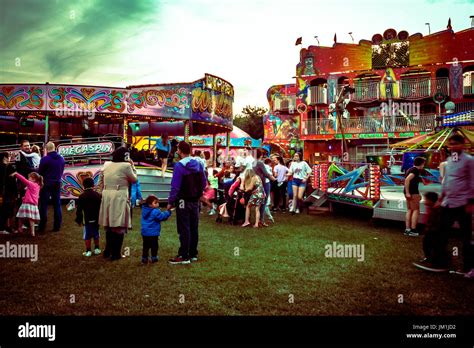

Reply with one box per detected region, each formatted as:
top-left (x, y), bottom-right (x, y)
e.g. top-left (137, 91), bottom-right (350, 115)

top-left (0, 74), bottom-right (234, 201)
top-left (309, 110), bottom-right (473, 222)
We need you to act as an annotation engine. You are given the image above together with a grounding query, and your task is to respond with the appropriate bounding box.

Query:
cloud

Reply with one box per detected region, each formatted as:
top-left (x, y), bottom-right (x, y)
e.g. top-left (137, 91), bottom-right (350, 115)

top-left (0, 0), bottom-right (163, 81)
top-left (1, 0), bottom-right (472, 115)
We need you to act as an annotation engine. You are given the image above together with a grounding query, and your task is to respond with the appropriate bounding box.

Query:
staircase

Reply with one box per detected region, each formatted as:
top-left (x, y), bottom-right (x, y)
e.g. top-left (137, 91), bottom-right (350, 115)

top-left (305, 189), bottom-right (328, 207)
top-left (136, 167), bottom-right (172, 202)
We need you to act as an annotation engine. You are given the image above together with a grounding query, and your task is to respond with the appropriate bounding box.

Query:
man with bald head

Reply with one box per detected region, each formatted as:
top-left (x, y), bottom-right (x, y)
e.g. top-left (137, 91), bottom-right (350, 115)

top-left (38, 142), bottom-right (65, 233)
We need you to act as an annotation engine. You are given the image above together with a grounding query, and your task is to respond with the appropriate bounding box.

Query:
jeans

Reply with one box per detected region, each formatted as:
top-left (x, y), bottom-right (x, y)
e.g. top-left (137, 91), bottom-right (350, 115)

top-left (436, 205), bottom-right (473, 270)
top-left (142, 235), bottom-right (159, 258)
top-left (39, 182), bottom-right (62, 231)
top-left (176, 201), bottom-right (199, 259)
top-left (260, 182), bottom-right (271, 222)
top-left (274, 181), bottom-right (287, 209)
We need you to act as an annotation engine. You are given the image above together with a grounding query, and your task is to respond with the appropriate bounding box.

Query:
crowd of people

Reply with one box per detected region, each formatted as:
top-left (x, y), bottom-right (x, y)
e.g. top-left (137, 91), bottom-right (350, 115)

top-left (199, 147), bottom-right (313, 228)
top-left (406, 134), bottom-right (474, 278)
top-left (1, 134), bottom-right (471, 278)
top-left (0, 140), bottom-right (65, 236)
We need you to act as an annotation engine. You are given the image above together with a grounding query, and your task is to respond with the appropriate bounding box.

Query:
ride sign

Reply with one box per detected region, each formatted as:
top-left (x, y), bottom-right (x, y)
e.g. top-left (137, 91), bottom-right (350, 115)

top-left (57, 141), bottom-right (114, 157)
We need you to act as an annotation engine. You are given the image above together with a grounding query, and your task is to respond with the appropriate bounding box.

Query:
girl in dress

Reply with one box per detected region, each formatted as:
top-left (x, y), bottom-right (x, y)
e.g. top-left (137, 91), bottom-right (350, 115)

top-left (12, 171), bottom-right (43, 236)
top-left (240, 168), bottom-right (265, 228)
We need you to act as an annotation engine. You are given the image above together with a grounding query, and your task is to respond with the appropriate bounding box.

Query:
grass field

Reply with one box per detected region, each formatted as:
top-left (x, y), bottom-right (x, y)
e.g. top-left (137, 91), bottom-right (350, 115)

top-left (1, 205), bottom-right (473, 316)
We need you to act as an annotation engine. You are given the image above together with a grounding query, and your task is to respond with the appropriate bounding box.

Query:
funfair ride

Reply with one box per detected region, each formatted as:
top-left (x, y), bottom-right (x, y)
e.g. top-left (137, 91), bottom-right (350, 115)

top-left (0, 74), bottom-right (234, 201)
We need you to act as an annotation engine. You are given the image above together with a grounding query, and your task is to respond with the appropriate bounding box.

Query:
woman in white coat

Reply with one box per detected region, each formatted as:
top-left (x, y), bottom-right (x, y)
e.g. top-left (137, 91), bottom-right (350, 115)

top-left (99, 146), bottom-right (138, 260)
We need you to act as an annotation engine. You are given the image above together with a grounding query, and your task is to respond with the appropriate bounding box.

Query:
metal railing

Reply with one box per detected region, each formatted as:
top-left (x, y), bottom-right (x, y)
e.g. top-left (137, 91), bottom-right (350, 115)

top-left (331, 77), bottom-right (449, 103)
top-left (273, 96), bottom-right (296, 112)
top-left (464, 85), bottom-right (474, 95)
top-left (308, 86), bottom-right (328, 105)
top-left (350, 80), bottom-right (380, 102)
top-left (455, 102), bottom-right (474, 113)
top-left (303, 114), bottom-right (436, 136)
top-left (399, 77), bottom-right (449, 99)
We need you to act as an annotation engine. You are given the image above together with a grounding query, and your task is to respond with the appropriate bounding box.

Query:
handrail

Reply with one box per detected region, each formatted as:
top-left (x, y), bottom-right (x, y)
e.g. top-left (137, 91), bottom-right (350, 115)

top-left (303, 114), bottom-right (437, 136)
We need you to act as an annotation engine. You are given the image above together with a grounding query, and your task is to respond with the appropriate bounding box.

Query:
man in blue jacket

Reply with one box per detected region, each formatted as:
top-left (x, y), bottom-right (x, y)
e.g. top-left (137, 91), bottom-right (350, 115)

top-left (167, 141), bottom-right (206, 264)
top-left (38, 142), bottom-right (65, 233)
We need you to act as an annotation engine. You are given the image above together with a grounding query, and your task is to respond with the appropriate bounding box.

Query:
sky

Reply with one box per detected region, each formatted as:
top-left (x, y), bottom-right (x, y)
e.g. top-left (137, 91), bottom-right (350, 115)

top-left (0, 0), bottom-right (473, 114)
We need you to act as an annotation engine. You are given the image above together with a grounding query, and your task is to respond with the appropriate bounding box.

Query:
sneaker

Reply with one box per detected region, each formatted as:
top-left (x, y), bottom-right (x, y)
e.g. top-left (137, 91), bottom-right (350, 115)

top-left (168, 256), bottom-right (191, 265)
top-left (403, 228), bottom-right (411, 235)
top-left (413, 260), bottom-right (449, 272)
top-left (82, 251), bottom-right (92, 257)
top-left (208, 209), bottom-right (216, 216)
top-left (464, 269), bottom-right (474, 279)
top-left (0, 230), bottom-right (10, 235)
top-left (94, 248), bottom-right (101, 255)
top-left (151, 256), bottom-right (159, 263)
top-left (141, 257), bottom-right (148, 264)
top-left (406, 229), bottom-right (419, 237)
top-left (190, 257), bottom-right (198, 262)
top-left (295, 208), bottom-right (300, 214)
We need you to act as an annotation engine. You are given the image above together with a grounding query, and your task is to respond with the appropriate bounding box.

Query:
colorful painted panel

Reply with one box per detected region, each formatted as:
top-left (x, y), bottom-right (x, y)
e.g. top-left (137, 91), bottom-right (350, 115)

top-left (132, 135), bottom-right (260, 150)
top-left (314, 162), bottom-right (381, 207)
top-left (264, 113), bottom-right (300, 142)
top-left (126, 86), bottom-right (190, 119)
top-left (61, 166), bottom-right (103, 199)
top-left (0, 74), bottom-right (234, 131)
top-left (191, 79), bottom-right (233, 128)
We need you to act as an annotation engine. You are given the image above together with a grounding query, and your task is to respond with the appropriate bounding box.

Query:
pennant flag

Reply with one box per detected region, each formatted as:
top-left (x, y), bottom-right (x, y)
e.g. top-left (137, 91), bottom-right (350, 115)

top-left (295, 37), bottom-right (302, 46)
top-left (334, 33), bottom-right (337, 43)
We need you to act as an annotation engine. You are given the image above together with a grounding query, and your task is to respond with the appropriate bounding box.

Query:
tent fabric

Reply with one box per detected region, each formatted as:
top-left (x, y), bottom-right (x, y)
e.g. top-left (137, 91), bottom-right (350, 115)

top-left (391, 127), bottom-right (474, 150)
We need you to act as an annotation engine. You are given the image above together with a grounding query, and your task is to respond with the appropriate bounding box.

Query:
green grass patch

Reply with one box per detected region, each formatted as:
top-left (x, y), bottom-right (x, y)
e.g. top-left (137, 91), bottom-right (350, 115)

top-left (0, 207), bottom-right (473, 315)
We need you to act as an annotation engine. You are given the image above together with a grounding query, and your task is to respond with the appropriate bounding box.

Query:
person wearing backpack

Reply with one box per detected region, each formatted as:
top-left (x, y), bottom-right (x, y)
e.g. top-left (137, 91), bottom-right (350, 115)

top-left (167, 141), bottom-right (207, 265)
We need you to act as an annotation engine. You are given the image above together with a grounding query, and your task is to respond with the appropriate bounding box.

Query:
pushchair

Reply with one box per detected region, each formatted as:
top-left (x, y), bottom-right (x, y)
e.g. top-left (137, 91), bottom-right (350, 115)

top-left (216, 178), bottom-right (245, 225)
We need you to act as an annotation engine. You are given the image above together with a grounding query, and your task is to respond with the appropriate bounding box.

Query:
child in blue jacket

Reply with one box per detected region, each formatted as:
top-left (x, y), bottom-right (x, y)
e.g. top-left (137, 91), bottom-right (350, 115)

top-left (141, 195), bottom-right (172, 264)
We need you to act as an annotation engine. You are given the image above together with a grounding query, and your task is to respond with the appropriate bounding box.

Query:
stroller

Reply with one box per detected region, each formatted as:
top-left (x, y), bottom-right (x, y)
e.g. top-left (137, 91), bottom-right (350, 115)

top-left (216, 177), bottom-right (245, 225)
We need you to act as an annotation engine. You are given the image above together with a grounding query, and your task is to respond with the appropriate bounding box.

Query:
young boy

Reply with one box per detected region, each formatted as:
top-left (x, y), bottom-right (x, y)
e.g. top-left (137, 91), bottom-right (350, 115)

top-left (208, 169), bottom-right (219, 215)
top-left (413, 191), bottom-right (448, 272)
top-left (404, 156), bottom-right (426, 236)
top-left (75, 177), bottom-right (102, 257)
top-left (141, 195), bottom-right (172, 264)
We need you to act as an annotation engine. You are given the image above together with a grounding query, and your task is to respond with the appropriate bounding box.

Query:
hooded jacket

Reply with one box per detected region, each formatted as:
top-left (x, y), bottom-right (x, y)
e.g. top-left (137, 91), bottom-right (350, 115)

top-left (38, 151), bottom-right (65, 186)
top-left (168, 156), bottom-right (207, 205)
top-left (141, 205), bottom-right (171, 237)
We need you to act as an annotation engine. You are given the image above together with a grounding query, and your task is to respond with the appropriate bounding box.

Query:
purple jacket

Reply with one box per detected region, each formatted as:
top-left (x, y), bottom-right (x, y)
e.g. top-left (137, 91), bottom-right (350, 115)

top-left (168, 156), bottom-right (207, 205)
top-left (38, 151), bottom-right (65, 186)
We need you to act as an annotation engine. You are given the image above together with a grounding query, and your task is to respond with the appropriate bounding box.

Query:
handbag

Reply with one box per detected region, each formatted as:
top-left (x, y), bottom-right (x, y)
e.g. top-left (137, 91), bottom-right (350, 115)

top-left (218, 203), bottom-right (229, 218)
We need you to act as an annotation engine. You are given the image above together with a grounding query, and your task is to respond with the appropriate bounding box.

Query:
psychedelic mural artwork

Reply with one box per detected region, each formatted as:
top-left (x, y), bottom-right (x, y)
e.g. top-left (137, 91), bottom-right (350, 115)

top-left (0, 86), bottom-right (45, 110)
top-left (48, 87), bottom-right (128, 114)
top-left (0, 74), bottom-right (234, 134)
top-left (264, 113), bottom-right (299, 141)
top-left (126, 86), bottom-right (190, 118)
top-left (380, 68), bottom-right (399, 99)
top-left (61, 166), bottom-right (103, 199)
top-left (191, 74), bottom-right (234, 129)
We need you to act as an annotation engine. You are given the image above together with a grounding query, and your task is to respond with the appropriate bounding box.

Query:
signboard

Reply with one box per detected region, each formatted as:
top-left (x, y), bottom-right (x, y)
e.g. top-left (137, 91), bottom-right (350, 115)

top-left (191, 78), bottom-right (233, 128)
top-left (204, 73), bottom-right (234, 98)
top-left (57, 141), bottom-right (114, 157)
top-left (332, 131), bottom-right (427, 140)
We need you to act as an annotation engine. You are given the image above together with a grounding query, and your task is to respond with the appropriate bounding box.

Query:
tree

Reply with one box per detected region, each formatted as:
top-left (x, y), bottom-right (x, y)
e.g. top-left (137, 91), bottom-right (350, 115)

top-left (233, 105), bottom-right (267, 140)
